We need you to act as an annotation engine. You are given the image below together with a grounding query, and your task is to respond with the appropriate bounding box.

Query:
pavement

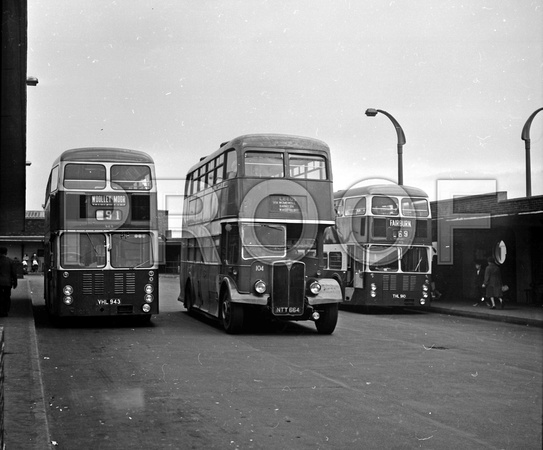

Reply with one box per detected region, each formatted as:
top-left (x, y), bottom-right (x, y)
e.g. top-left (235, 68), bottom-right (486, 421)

top-left (0, 275), bottom-right (542, 449)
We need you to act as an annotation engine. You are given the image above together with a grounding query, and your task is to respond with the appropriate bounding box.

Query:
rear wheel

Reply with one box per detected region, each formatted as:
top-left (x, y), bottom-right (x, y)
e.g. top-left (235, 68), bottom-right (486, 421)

top-left (220, 291), bottom-right (244, 334)
top-left (315, 303), bottom-right (338, 334)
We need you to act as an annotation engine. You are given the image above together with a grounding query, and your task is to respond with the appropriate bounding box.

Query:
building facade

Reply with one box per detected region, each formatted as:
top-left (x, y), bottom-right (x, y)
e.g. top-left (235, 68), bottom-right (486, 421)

top-left (431, 192), bottom-right (543, 305)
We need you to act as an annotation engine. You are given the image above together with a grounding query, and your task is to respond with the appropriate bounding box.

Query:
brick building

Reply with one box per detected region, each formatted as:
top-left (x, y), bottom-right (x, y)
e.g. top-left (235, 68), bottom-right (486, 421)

top-left (0, 211), bottom-right (45, 270)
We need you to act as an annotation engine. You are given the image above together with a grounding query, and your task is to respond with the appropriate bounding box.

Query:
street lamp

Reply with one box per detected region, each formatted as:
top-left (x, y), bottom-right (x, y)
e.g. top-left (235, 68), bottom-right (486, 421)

top-left (521, 107), bottom-right (543, 198)
top-left (365, 108), bottom-right (406, 185)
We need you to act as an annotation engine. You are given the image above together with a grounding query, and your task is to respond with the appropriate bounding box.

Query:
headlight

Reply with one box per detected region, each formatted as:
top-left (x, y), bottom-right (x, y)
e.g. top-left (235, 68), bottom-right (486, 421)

top-left (63, 296), bottom-right (73, 305)
top-left (422, 284), bottom-right (429, 291)
top-left (370, 283), bottom-right (377, 291)
top-left (144, 284), bottom-right (154, 294)
top-left (370, 291), bottom-right (377, 298)
top-left (254, 280), bottom-right (267, 294)
top-left (142, 304), bottom-right (151, 313)
top-left (309, 281), bottom-right (321, 295)
top-left (144, 294), bottom-right (153, 303)
top-left (63, 285), bottom-right (73, 295)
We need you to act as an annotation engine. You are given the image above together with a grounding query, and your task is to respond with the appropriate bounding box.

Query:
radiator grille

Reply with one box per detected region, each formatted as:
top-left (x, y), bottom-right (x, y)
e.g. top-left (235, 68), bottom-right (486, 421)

top-left (271, 261), bottom-right (305, 316)
top-left (383, 274), bottom-right (397, 291)
top-left (82, 273), bottom-right (104, 295)
top-left (114, 273), bottom-right (136, 295)
top-left (402, 275), bottom-right (417, 291)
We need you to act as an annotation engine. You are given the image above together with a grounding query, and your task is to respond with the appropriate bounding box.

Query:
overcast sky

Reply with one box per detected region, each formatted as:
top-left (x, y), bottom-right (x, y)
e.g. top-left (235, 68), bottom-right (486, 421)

top-left (27, 0), bottom-right (543, 212)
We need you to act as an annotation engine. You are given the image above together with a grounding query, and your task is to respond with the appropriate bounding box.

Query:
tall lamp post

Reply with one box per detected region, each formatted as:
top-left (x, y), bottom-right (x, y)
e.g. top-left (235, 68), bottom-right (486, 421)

top-left (365, 108), bottom-right (406, 185)
top-left (521, 107), bottom-right (543, 198)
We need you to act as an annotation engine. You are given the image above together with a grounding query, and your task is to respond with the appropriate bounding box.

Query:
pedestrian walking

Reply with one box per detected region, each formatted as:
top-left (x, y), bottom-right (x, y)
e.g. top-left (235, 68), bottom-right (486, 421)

top-left (472, 261), bottom-right (486, 306)
top-left (482, 256), bottom-right (503, 309)
top-left (0, 247), bottom-right (18, 317)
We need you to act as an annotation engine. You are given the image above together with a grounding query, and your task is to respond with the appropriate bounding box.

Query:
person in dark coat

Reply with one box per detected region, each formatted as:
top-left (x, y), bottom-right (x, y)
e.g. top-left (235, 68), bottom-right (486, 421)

top-left (0, 247), bottom-right (18, 317)
top-left (482, 256), bottom-right (503, 309)
top-left (472, 261), bottom-right (486, 306)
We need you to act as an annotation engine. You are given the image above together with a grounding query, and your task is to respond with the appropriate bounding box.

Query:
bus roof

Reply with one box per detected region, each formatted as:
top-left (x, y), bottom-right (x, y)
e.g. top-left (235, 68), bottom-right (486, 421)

top-left (188, 134), bottom-right (330, 174)
top-left (335, 184), bottom-right (428, 199)
top-left (53, 147), bottom-right (154, 166)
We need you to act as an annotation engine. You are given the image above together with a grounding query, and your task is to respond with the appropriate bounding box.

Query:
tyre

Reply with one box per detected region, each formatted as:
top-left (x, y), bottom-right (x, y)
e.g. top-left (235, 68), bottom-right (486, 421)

top-left (220, 291), bottom-right (244, 334)
top-left (315, 303), bottom-right (338, 334)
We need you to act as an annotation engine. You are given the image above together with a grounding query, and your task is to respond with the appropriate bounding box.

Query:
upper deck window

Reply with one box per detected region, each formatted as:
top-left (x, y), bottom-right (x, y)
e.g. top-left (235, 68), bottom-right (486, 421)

top-left (344, 197), bottom-right (367, 216)
top-left (371, 196), bottom-right (399, 216)
top-left (401, 197), bottom-right (429, 217)
top-left (289, 154), bottom-right (327, 180)
top-left (225, 150), bottom-right (237, 179)
top-left (245, 152), bottom-right (284, 178)
top-left (111, 165), bottom-right (152, 190)
top-left (64, 164), bottom-right (106, 189)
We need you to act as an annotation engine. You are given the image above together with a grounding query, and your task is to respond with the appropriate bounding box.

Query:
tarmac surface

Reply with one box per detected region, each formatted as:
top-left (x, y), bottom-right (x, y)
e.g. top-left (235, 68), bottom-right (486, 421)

top-left (1, 274), bottom-right (542, 449)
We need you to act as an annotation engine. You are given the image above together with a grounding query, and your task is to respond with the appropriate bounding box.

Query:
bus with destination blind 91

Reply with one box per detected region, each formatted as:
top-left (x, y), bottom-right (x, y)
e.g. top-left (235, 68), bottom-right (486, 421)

top-left (43, 148), bottom-right (159, 322)
top-left (323, 184), bottom-right (432, 309)
top-left (178, 134), bottom-right (343, 334)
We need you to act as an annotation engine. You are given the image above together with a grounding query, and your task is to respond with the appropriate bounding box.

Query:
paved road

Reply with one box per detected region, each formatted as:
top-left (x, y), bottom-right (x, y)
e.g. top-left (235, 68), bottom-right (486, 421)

top-left (30, 276), bottom-right (542, 449)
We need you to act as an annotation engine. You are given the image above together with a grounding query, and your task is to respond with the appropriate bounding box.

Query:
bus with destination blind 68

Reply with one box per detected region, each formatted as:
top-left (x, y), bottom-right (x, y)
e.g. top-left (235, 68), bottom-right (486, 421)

top-left (43, 148), bottom-right (159, 322)
top-left (323, 184), bottom-right (432, 308)
top-left (178, 134), bottom-right (343, 334)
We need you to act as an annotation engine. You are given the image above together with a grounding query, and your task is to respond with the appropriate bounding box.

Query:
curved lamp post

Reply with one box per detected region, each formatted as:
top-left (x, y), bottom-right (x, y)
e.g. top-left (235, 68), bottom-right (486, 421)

top-left (365, 108), bottom-right (406, 185)
top-left (521, 107), bottom-right (543, 198)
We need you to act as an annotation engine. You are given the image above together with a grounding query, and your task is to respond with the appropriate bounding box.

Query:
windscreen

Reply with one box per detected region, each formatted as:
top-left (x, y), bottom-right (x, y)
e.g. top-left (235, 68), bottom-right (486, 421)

top-left (400, 247), bottom-right (430, 272)
top-left (111, 233), bottom-right (154, 268)
top-left (367, 245), bottom-right (398, 272)
top-left (241, 224), bottom-right (286, 259)
top-left (60, 232), bottom-right (106, 268)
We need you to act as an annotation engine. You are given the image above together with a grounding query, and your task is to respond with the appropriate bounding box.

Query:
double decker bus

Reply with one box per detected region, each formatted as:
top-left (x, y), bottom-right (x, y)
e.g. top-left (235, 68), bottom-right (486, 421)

top-left (43, 148), bottom-right (159, 322)
top-left (324, 184), bottom-right (432, 308)
top-left (178, 134), bottom-right (343, 334)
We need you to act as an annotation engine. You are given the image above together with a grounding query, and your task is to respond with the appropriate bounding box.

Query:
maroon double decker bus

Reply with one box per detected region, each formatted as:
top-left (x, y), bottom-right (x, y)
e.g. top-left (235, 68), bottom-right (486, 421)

top-left (43, 148), bottom-right (159, 322)
top-left (178, 134), bottom-right (342, 334)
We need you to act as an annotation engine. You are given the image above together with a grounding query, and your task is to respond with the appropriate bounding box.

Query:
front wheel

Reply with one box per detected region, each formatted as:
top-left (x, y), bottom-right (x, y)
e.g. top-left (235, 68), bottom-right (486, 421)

top-left (220, 291), bottom-right (244, 334)
top-left (315, 303), bottom-right (338, 335)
